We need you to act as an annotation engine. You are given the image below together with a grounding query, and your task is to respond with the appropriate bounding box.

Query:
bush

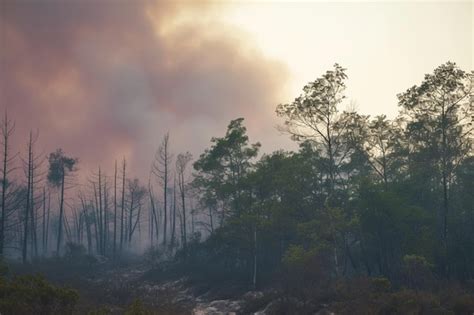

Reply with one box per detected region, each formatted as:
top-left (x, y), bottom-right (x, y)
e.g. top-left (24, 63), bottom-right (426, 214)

top-left (402, 254), bottom-right (435, 290)
top-left (125, 299), bottom-right (152, 315)
top-left (0, 273), bottom-right (78, 314)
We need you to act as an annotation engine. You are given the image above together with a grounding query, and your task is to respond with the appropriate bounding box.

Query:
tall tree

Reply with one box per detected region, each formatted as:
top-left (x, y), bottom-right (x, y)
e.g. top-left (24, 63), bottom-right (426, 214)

top-left (127, 178), bottom-right (146, 245)
top-left (176, 152), bottom-right (192, 255)
top-left (113, 160), bottom-right (117, 258)
top-left (193, 118), bottom-right (260, 227)
top-left (120, 158), bottom-right (126, 253)
top-left (22, 132), bottom-right (33, 263)
top-left (47, 149), bottom-right (77, 255)
top-left (22, 131), bottom-right (43, 262)
top-left (361, 115), bottom-right (405, 186)
top-left (276, 65), bottom-right (352, 275)
top-left (148, 176), bottom-right (159, 246)
top-left (170, 175), bottom-right (177, 249)
top-left (152, 133), bottom-right (173, 246)
top-left (276, 64), bottom-right (349, 201)
top-left (398, 62), bottom-right (473, 252)
top-left (0, 111), bottom-right (16, 257)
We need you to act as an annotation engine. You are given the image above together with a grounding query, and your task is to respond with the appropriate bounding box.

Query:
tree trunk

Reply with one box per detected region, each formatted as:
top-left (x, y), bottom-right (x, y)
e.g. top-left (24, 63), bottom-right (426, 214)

top-left (56, 169), bottom-right (65, 255)
top-left (113, 161), bottom-right (117, 258)
top-left (252, 225), bottom-right (258, 290)
top-left (22, 134), bottom-right (32, 263)
top-left (0, 117), bottom-right (9, 257)
top-left (170, 178), bottom-right (176, 249)
top-left (179, 171), bottom-right (187, 256)
top-left (120, 159), bottom-right (126, 253)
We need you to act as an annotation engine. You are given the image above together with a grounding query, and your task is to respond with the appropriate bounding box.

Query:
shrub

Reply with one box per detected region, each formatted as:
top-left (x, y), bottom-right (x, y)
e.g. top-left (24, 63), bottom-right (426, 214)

top-left (0, 273), bottom-right (78, 314)
top-left (402, 254), bottom-right (435, 290)
top-left (125, 299), bottom-right (152, 315)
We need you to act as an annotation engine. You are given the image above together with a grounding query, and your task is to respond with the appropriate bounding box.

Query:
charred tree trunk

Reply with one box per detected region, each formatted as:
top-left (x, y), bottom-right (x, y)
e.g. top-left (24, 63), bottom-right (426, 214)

top-left (120, 159), bottom-right (126, 253)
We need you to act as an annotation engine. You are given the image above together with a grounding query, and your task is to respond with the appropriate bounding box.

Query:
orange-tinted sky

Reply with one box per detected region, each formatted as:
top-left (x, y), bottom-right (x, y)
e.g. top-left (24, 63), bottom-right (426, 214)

top-left (0, 0), bottom-right (472, 179)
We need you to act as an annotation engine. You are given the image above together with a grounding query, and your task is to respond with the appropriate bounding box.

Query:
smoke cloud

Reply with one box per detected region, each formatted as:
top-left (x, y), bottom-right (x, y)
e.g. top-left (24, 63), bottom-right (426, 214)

top-left (0, 0), bottom-right (292, 179)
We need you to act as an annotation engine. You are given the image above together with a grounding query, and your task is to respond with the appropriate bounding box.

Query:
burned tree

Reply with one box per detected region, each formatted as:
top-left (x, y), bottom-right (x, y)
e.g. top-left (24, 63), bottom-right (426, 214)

top-left (152, 133), bottom-right (173, 246)
top-left (0, 111), bottom-right (16, 257)
top-left (176, 152), bottom-right (192, 254)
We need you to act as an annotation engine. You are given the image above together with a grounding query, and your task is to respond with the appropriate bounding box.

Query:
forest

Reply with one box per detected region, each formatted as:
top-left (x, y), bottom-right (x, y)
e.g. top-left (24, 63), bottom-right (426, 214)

top-left (0, 62), bottom-right (473, 314)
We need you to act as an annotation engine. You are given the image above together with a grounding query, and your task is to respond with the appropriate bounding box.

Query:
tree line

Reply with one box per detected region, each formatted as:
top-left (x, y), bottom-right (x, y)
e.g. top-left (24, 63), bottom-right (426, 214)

top-left (185, 62), bottom-right (473, 289)
top-left (0, 119), bottom-right (195, 263)
top-left (0, 62), bottom-right (472, 292)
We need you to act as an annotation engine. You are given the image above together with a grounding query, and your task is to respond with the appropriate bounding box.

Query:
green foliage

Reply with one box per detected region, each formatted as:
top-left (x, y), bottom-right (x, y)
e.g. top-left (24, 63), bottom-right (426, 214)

top-left (371, 277), bottom-right (392, 292)
top-left (402, 255), bottom-right (435, 290)
top-left (0, 273), bottom-right (78, 314)
top-left (125, 299), bottom-right (152, 315)
top-left (282, 245), bottom-right (317, 269)
top-left (183, 62), bottom-right (473, 307)
top-left (0, 260), bottom-right (8, 277)
top-left (47, 148), bottom-right (77, 186)
top-left (193, 117), bottom-right (260, 223)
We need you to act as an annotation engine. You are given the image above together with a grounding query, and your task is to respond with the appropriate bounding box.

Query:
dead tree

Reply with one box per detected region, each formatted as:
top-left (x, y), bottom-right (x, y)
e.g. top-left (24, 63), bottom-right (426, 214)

top-left (148, 177), bottom-right (160, 247)
top-left (152, 133), bottom-right (173, 247)
top-left (176, 152), bottom-right (192, 254)
top-left (170, 175), bottom-right (177, 249)
top-left (22, 131), bottom-right (43, 262)
top-left (127, 178), bottom-right (145, 246)
top-left (113, 160), bottom-right (118, 258)
top-left (0, 111), bottom-right (16, 257)
top-left (120, 158), bottom-right (126, 253)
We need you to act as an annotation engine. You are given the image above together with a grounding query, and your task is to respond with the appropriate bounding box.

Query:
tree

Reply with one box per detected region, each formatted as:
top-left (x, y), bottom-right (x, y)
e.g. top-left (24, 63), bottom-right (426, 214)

top-left (276, 64), bottom-right (353, 275)
top-left (148, 175), bottom-right (159, 247)
top-left (362, 115), bottom-right (405, 186)
top-left (0, 111), bottom-right (16, 257)
top-left (22, 131), bottom-right (44, 262)
top-left (126, 179), bottom-right (146, 246)
top-left (176, 152), bottom-right (192, 255)
top-left (152, 133), bottom-right (173, 246)
top-left (398, 62), bottom-right (473, 254)
top-left (120, 158), bottom-right (126, 253)
top-left (276, 64), bottom-right (349, 200)
top-left (113, 160), bottom-right (118, 258)
top-left (47, 149), bottom-right (77, 255)
top-left (193, 118), bottom-right (260, 227)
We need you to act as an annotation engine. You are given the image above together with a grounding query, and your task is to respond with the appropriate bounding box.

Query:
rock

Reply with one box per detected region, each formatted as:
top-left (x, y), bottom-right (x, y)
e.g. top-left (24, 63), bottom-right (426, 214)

top-left (193, 299), bottom-right (245, 315)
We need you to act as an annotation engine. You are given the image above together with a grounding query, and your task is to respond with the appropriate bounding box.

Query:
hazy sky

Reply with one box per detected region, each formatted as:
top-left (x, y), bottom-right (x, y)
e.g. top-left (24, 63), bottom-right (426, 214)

top-left (0, 0), bottom-right (472, 179)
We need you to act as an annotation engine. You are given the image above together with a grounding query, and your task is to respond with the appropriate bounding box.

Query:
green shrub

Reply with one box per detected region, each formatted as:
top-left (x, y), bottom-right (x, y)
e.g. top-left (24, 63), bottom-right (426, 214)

top-left (0, 274), bottom-right (78, 314)
top-left (402, 254), bottom-right (435, 290)
top-left (125, 299), bottom-right (152, 315)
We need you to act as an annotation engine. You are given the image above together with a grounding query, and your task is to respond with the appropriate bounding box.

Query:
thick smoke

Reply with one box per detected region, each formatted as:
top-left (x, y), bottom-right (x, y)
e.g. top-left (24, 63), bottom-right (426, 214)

top-left (0, 0), bottom-right (292, 179)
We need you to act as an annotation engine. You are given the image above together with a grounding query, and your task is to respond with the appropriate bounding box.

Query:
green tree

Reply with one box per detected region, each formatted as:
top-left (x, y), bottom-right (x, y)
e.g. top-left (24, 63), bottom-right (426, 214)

top-left (47, 149), bottom-right (77, 255)
top-left (193, 118), bottom-right (260, 226)
top-left (276, 64), bottom-right (350, 200)
top-left (398, 62), bottom-right (473, 255)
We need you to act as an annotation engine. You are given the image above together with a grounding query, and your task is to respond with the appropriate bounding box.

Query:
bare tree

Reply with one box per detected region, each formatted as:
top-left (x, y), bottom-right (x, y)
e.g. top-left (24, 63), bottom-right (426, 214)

top-left (148, 175), bottom-right (159, 247)
top-left (120, 158), bottom-right (126, 253)
top-left (170, 175), bottom-right (177, 249)
top-left (176, 152), bottom-right (192, 255)
top-left (152, 133), bottom-right (173, 247)
top-left (0, 111), bottom-right (16, 257)
top-left (22, 131), bottom-right (44, 262)
top-left (113, 160), bottom-right (117, 258)
top-left (127, 178), bottom-right (146, 246)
